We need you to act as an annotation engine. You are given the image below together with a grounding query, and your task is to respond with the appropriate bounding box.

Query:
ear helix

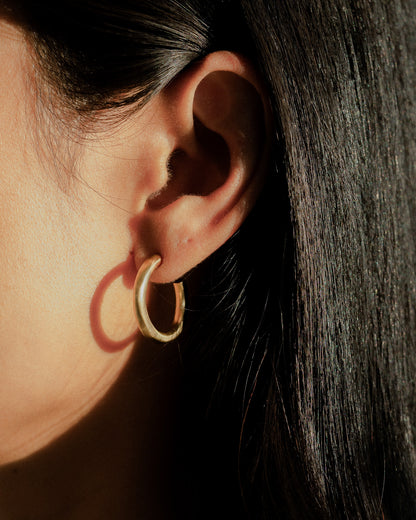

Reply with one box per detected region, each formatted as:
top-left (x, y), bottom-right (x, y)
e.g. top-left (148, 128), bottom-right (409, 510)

top-left (133, 255), bottom-right (185, 342)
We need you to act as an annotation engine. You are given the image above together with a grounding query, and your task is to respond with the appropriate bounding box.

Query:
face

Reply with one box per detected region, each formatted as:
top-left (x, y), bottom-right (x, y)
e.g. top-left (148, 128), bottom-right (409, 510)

top-left (0, 21), bottom-right (143, 464)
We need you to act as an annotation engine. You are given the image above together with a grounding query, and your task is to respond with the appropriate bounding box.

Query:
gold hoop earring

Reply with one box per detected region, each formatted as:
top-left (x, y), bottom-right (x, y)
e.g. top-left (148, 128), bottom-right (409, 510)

top-left (133, 254), bottom-right (185, 343)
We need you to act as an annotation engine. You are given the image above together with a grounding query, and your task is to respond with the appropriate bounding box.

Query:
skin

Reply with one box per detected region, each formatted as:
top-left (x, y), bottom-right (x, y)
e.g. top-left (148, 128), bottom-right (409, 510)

top-left (0, 21), bottom-right (181, 518)
top-left (0, 21), bottom-right (141, 464)
top-left (0, 17), bottom-right (269, 519)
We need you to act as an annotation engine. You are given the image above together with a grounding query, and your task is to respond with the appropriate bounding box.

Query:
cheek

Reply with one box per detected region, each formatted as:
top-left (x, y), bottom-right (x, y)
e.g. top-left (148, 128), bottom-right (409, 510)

top-left (0, 173), bottom-right (137, 463)
top-left (0, 170), bottom-right (134, 355)
top-left (0, 26), bottom-right (138, 463)
top-left (0, 179), bottom-right (93, 378)
top-left (0, 177), bottom-right (108, 408)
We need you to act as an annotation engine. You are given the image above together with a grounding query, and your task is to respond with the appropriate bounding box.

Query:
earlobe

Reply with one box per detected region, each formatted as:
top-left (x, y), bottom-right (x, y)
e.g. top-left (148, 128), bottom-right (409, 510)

top-left (132, 51), bottom-right (271, 284)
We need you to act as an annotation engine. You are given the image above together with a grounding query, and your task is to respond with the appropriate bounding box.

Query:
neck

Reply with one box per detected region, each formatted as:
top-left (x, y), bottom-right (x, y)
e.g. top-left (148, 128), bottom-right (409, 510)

top-left (0, 340), bottom-right (181, 520)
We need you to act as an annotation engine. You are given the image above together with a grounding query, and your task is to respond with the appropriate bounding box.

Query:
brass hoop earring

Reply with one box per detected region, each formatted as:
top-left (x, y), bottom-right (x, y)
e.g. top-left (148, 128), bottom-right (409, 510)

top-left (133, 254), bottom-right (185, 343)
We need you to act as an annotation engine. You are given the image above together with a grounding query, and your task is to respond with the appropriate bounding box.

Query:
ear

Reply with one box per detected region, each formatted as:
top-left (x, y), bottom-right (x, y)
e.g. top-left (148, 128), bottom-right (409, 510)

top-left (132, 51), bottom-right (271, 283)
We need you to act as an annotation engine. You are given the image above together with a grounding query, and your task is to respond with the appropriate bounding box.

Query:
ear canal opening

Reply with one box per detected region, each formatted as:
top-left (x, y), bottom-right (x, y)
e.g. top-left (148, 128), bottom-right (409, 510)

top-left (146, 117), bottom-right (230, 211)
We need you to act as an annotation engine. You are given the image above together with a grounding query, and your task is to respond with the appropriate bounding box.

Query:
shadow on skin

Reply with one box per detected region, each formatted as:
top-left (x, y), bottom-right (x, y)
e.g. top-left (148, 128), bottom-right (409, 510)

top-left (0, 336), bottom-right (181, 520)
top-left (89, 252), bottom-right (138, 353)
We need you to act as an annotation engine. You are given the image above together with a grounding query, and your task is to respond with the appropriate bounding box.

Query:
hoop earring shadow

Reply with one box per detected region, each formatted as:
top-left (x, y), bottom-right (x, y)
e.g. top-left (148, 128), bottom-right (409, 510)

top-left (134, 255), bottom-right (185, 343)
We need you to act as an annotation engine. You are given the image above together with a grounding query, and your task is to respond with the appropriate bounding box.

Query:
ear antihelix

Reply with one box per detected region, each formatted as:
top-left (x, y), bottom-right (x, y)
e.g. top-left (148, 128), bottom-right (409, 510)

top-left (146, 71), bottom-right (264, 214)
top-left (193, 70), bottom-right (266, 173)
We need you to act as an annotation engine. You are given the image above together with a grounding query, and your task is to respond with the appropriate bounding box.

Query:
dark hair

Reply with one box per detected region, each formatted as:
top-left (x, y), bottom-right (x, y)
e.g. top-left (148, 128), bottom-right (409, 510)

top-left (4, 1), bottom-right (416, 518)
